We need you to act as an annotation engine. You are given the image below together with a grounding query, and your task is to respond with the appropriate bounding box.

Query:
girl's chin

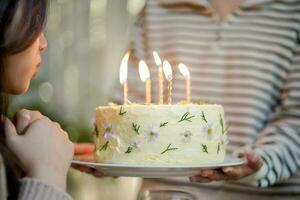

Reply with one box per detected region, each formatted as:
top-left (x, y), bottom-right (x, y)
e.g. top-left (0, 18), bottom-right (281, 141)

top-left (7, 83), bottom-right (30, 95)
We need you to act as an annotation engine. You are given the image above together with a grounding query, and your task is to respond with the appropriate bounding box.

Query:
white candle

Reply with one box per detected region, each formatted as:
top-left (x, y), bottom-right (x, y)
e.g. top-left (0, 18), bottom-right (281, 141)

top-left (153, 51), bottom-right (163, 104)
top-left (119, 52), bottom-right (130, 105)
top-left (139, 60), bottom-right (151, 104)
top-left (162, 60), bottom-right (173, 105)
top-left (178, 63), bottom-right (191, 103)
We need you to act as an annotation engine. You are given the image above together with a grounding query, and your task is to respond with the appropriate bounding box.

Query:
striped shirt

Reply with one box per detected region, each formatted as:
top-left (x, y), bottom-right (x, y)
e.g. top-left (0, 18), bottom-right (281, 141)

top-left (114, 0), bottom-right (300, 194)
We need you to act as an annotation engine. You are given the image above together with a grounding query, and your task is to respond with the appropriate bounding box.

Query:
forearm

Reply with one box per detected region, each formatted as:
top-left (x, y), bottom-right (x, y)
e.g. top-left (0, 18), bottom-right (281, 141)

top-left (249, 52), bottom-right (300, 187)
top-left (250, 123), bottom-right (300, 187)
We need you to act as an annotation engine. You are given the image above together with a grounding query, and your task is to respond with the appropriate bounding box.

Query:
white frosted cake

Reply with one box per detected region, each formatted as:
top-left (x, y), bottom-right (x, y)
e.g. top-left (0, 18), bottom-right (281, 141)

top-left (94, 104), bottom-right (228, 165)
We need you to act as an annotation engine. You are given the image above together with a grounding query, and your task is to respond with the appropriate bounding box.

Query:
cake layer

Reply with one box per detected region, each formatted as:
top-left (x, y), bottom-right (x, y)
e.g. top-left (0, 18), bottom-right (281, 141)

top-left (94, 104), bottom-right (227, 165)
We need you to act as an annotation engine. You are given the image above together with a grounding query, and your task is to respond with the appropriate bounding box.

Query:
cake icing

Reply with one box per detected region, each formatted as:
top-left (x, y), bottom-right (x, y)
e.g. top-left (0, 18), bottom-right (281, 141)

top-left (94, 104), bottom-right (228, 165)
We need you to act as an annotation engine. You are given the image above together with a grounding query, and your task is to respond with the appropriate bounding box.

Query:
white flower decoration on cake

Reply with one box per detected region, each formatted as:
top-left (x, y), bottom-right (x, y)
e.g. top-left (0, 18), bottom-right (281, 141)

top-left (202, 122), bottom-right (217, 140)
top-left (103, 122), bottom-right (114, 139)
top-left (145, 124), bottom-right (159, 142)
top-left (180, 130), bottom-right (192, 143)
top-left (220, 135), bottom-right (228, 145)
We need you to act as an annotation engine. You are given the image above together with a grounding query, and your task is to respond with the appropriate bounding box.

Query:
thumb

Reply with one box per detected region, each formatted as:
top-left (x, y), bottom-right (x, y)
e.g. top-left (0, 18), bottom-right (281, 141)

top-left (13, 112), bottom-right (30, 134)
top-left (245, 149), bottom-right (263, 171)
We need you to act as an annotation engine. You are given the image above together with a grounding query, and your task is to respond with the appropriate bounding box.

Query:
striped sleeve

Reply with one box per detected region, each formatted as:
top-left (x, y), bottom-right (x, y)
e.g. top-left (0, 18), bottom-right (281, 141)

top-left (251, 46), bottom-right (300, 187)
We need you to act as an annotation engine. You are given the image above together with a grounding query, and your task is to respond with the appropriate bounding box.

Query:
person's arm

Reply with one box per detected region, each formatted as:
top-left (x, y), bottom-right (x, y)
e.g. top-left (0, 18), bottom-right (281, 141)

top-left (190, 46), bottom-right (300, 187)
top-left (245, 46), bottom-right (300, 187)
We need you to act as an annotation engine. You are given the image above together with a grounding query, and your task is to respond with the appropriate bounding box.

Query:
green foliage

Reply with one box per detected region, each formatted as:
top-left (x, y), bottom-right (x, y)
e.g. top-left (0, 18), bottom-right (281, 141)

top-left (159, 122), bottom-right (168, 127)
top-left (94, 125), bottom-right (99, 137)
top-left (99, 141), bottom-right (109, 151)
top-left (178, 112), bottom-right (195, 122)
top-left (119, 106), bottom-right (127, 116)
top-left (132, 123), bottom-right (140, 135)
top-left (201, 111), bottom-right (208, 123)
top-left (161, 144), bottom-right (178, 154)
top-left (125, 146), bottom-right (133, 154)
top-left (202, 144), bottom-right (208, 154)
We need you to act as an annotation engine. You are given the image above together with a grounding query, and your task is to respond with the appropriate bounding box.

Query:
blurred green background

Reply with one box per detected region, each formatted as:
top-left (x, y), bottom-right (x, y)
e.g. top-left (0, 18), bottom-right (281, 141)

top-left (9, 0), bottom-right (145, 199)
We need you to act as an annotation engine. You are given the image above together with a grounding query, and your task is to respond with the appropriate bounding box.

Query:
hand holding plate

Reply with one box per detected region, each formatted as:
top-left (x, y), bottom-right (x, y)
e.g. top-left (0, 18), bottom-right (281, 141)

top-left (189, 149), bottom-right (263, 182)
top-left (72, 142), bottom-right (104, 177)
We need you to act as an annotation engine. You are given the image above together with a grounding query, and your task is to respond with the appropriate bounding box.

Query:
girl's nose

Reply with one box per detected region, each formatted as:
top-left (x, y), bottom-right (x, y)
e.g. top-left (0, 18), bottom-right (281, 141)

top-left (39, 33), bottom-right (48, 52)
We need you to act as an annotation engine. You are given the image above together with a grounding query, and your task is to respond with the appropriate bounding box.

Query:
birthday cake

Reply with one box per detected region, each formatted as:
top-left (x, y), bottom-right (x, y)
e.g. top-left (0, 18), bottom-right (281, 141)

top-left (93, 103), bottom-right (228, 165)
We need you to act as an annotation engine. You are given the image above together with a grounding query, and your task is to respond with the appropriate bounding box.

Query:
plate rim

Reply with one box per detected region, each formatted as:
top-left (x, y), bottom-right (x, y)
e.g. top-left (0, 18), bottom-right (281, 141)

top-left (72, 155), bottom-right (245, 169)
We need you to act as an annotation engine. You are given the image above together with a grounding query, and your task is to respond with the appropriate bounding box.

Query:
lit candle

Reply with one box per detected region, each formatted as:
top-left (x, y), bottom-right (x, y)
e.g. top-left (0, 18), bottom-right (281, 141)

top-left (153, 51), bottom-right (163, 104)
top-left (139, 60), bottom-right (151, 104)
top-left (119, 52), bottom-right (130, 105)
top-left (162, 60), bottom-right (173, 104)
top-left (178, 63), bottom-right (191, 103)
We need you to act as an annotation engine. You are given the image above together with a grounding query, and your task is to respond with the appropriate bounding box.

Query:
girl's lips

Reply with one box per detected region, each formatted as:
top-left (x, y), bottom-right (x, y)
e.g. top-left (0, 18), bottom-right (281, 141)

top-left (33, 63), bottom-right (42, 77)
top-left (33, 70), bottom-right (38, 77)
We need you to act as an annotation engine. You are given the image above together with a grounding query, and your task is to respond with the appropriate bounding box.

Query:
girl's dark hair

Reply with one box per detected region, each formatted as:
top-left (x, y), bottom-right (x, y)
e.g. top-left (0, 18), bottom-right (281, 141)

top-left (0, 0), bottom-right (48, 199)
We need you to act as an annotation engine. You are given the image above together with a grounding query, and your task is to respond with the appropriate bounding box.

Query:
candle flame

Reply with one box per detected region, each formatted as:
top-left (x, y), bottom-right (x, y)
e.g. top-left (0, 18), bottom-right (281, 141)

top-left (163, 60), bottom-right (173, 81)
top-left (119, 52), bottom-right (130, 84)
top-left (153, 51), bottom-right (162, 66)
top-left (178, 63), bottom-right (190, 77)
top-left (139, 60), bottom-right (150, 82)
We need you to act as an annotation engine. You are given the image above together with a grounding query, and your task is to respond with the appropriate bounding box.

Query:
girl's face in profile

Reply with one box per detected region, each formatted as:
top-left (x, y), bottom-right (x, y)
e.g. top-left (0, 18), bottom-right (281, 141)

top-left (3, 33), bottom-right (48, 95)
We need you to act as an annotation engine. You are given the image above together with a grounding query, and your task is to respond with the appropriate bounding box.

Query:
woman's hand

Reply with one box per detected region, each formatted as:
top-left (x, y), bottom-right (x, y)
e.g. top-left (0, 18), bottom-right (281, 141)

top-left (4, 112), bottom-right (74, 191)
top-left (72, 143), bottom-right (103, 177)
top-left (13, 109), bottom-right (45, 134)
top-left (189, 149), bottom-right (263, 183)
top-left (13, 110), bottom-right (103, 177)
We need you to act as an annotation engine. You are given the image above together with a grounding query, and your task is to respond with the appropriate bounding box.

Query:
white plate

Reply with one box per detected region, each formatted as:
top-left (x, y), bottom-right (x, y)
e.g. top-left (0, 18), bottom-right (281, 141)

top-left (72, 155), bottom-right (245, 178)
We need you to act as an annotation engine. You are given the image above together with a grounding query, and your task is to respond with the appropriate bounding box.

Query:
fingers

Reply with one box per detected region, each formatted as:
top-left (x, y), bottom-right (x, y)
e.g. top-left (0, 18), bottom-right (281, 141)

top-left (190, 166), bottom-right (251, 182)
top-left (222, 166), bottom-right (252, 180)
top-left (52, 122), bottom-right (69, 138)
top-left (71, 164), bottom-right (104, 177)
top-left (13, 110), bottom-right (30, 134)
top-left (189, 169), bottom-right (228, 183)
top-left (73, 143), bottom-right (95, 155)
top-left (189, 150), bottom-right (264, 183)
top-left (14, 110), bottom-right (68, 139)
top-left (221, 149), bottom-right (263, 180)
top-left (53, 122), bottom-right (61, 129)
top-left (201, 169), bottom-right (228, 181)
top-left (13, 109), bottom-right (45, 134)
top-left (74, 154), bottom-right (95, 162)
top-left (62, 131), bottom-right (69, 138)
top-left (245, 149), bottom-right (263, 171)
